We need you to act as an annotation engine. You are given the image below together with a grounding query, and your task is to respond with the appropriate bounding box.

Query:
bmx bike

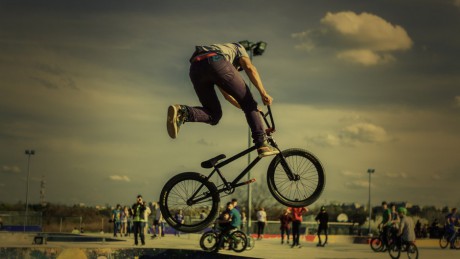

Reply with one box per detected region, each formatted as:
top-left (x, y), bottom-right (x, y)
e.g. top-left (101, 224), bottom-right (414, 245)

top-left (200, 223), bottom-right (248, 253)
top-left (159, 106), bottom-right (326, 233)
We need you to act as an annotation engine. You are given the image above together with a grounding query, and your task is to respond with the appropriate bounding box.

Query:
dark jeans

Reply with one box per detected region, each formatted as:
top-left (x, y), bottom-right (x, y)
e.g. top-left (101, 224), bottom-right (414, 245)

top-left (257, 221), bottom-right (266, 238)
top-left (133, 221), bottom-right (145, 245)
top-left (292, 221), bottom-right (301, 246)
top-left (188, 55), bottom-right (265, 145)
top-left (317, 226), bottom-right (328, 244)
top-left (113, 222), bottom-right (120, 236)
top-left (281, 227), bottom-right (290, 241)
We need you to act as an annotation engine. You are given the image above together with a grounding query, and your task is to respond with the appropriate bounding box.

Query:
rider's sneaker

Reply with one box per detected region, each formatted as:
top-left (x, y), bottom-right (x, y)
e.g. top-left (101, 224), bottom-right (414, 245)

top-left (167, 105), bottom-right (188, 139)
top-left (257, 141), bottom-right (279, 158)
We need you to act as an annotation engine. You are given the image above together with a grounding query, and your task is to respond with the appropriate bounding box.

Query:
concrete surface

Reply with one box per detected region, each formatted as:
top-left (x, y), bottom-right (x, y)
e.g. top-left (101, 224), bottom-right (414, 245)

top-left (0, 232), bottom-right (457, 259)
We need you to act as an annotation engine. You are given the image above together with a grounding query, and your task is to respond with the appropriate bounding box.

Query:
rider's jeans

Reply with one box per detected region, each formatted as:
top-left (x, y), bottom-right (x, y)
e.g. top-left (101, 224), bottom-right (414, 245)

top-left (188, 55), bottom-right (265, 146)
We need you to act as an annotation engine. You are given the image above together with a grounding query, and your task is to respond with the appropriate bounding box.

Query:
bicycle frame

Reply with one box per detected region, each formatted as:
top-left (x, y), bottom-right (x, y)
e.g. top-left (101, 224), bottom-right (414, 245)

top-left (187, 106), bottom-right (297, 205)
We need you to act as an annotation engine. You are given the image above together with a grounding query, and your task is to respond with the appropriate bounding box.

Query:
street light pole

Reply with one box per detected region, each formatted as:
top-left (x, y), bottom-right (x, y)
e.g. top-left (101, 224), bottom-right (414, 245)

top-left (24, 149), bottom-right (36, 232)
top-left (239, 40), bottom-right (267, 234)
top-left (367, 168), bottom-right (375, 236)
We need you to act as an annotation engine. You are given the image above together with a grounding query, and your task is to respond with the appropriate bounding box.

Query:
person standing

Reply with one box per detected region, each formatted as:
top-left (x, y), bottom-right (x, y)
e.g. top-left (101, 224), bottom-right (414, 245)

top-left (132, 195), bottom-right (147, 246)
top-left (111, 204), bottom-right (122, 237)
top-left (256, 207), bottom-right (267, 240)
top-left (315, 206), bottom-right (329, 247)
top-left (175, 210), bottom-right (184, 237)
top-left (279, 208), bottom-right (292, 245)
top-left (290, 207), bottom-right (308, 248)
top-left (120, 206), bottom-right (128, 237)
top-left (152, 202), bottom-right (164, 239)
top-left (166, 42), bottom-right (278, 158)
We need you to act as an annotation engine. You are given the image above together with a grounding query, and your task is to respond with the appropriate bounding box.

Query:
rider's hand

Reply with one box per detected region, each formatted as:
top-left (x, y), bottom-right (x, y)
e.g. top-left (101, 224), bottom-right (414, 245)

top-left (261, 92), bottom-right (273, 105)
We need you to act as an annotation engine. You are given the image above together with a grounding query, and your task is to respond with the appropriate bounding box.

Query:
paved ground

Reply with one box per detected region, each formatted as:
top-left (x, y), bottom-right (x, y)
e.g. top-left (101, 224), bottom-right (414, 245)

top-left (1, 232), bottom-right (458, 258)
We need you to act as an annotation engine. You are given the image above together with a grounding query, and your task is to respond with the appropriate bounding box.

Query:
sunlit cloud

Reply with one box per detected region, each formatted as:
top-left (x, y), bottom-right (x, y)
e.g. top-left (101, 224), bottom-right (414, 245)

top-left (308, 122), bottom-right (390, 147)
top-left (455, 96), bottom-right (460, 107)
top-left (384, 172), bottom-right (408, 179)
top-left (293, 11), bottom-right (413, 66)
top-left (109, 175), bottom-right (131, 182)
top-left (1, 165), bottom-right (21, 173)
top-left (344, 180), bottom-right (369, 189)
top-left (454, 0), bottom-right (460, 8)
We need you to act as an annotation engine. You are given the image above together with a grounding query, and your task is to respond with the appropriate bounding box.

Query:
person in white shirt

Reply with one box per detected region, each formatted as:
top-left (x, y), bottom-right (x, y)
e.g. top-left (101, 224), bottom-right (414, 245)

top-left (256, 207), bottom-right (267, 240)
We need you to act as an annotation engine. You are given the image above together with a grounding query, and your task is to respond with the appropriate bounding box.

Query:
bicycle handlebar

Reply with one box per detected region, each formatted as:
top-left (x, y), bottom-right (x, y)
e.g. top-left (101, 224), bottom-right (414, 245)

top-left (259, 105), bottom-right (276, 135)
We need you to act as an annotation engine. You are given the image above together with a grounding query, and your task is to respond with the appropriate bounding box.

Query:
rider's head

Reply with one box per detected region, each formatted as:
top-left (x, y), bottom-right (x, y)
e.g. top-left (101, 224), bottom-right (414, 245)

top-left (398, 207), bottom-right (407, 216)
top-left (381, 201), bottom-right (388, 209)
top-left (227, 202), bottom-right (234, 210)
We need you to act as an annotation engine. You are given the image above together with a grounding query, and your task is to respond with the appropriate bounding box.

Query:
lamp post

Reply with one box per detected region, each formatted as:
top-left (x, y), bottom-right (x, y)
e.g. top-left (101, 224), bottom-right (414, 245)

top-left (367, 168), bottom-right (375, 236)
top-left (239, 40), bottom-right (267, 234)
top-left (24, 149), bottom-right (36, 232)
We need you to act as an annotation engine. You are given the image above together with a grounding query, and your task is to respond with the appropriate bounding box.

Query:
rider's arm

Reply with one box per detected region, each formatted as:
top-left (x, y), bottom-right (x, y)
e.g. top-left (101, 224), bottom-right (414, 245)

top-left (218, 87), bottom-right (241, 109)
top-left (239, 56), bottom-right (273, 105)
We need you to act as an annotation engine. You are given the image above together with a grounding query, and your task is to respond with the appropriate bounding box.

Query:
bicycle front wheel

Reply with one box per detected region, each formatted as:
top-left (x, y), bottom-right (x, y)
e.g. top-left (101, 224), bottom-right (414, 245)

top-left (406, 243), bottom-right (418, 259)
top-left (200, 231), bottom-right (219, 252)
top-left (159, 172), bottom-right (220, 233)
top-left (267, 148), bottom-right (325, 207)
top-left (388, 243), bottom-right (401, 259)
top-left (439, 234), bottom-right (449, 249)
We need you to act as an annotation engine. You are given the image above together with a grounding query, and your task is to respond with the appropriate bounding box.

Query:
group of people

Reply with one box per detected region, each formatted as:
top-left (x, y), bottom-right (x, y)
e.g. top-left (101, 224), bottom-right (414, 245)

top-left (111, 195), bottom-right (165, 246)
top-left (278, 206), bottom-right (329, 248)
top-left (378, 201), bottom-right (416, 249)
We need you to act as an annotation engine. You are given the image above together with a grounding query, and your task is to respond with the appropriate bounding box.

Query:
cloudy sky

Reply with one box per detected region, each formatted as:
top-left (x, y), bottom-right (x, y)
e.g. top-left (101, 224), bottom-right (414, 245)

top-left (1, 0), bottom-right (459, 209)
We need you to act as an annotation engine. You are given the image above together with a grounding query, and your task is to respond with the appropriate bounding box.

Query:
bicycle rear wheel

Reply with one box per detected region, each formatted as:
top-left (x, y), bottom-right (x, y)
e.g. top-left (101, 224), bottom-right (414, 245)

top-left (439, 234), bottom-right (449, 249)
top-left (246, 235), bottom-right (255, 251)
top-left (159, 172), bottom-right (220, 233)
top-left (267, 148), bottom-right (325, 207)
top-left (230, 230), bottom-right (248, 253)
top-left (370, 237), bottom-right (383, 252)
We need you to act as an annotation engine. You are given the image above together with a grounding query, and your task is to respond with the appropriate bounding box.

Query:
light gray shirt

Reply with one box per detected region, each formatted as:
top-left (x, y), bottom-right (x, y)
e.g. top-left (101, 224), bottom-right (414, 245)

top-left (399, 216), bottom-right (416, 242)
top-left (195, 43), bottom-right (249, 70)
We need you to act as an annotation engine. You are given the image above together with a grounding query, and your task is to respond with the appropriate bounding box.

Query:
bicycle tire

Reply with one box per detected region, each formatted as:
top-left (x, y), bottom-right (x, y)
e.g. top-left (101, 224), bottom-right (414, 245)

top-left (455, 236), bottom-right (460, 249)
top-left (200, 231), bottom-right (219, 252)
top-left (388, 243), bottom-right (401, 259)
top-left (370, 237), bottom-right (383, 252)
top-left (439, 234), bottom-right (449, 249)
top-left (406, 243), bottom-right (418, 259)
top-left (229, 230), bottom-right (248, 253)
top-left (267, 148), bottom-right (325, 207)
top-left (245, 235), bottom-right (255, 251)
top-left (159, 172), bottom-right (220, 233)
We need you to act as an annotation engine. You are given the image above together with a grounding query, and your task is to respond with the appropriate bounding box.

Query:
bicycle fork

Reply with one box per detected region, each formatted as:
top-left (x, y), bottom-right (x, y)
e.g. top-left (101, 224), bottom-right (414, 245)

top-left (269, 137), bottom-right (298, 181)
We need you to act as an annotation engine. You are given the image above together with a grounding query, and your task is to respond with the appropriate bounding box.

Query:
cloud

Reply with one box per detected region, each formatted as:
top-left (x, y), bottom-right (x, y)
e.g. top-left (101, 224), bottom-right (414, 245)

top-left (455, 96), bottom-right (460, 107)
top-left (344, 180), bottom-right (369, 189)
top-left (384, 172), bottom-right (408, 179)
top-left (454, 0), bottom-right (460, 8)
top-left (109, 175), bottom-right (131, 182)
top-left (340, 170), bottom-right (363, 178)
top-left (293, 11), bottom-right (413, 66)
top-left (308, 122), bottom-right (390, 147)
top-left (1, 165), bottom-right (21, 173)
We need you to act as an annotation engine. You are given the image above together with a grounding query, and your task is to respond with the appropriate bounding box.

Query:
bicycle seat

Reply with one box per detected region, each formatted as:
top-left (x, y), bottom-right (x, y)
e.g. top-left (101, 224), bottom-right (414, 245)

top-left (201, 154), bottom-right (226, 169)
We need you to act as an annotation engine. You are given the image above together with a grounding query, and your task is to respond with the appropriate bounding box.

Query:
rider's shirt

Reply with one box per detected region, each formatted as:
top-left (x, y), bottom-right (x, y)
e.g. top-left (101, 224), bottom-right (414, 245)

top-left (229, 208), bottom-right (241, 228)
top-left (382, 208), bottom-right (392, 226)
top-left (399, 216), bottom-right (416, 242)
top-left (194, 43), bottom-right (249, 70)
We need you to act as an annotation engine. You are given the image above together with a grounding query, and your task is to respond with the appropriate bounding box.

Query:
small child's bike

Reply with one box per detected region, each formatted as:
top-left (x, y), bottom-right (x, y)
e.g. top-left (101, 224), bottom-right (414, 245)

top-left (159, 106), bottom-right (325, 233)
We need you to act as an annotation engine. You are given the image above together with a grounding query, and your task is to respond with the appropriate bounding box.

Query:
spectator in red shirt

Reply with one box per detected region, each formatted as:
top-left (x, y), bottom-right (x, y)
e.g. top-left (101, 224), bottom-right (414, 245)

top-left (290, 207), bottom-right (308, 248)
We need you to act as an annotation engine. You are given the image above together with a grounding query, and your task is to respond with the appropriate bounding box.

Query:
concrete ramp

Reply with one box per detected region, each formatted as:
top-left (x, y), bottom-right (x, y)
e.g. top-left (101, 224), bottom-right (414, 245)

top-left (0, 247), bottom-right (258, 259)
